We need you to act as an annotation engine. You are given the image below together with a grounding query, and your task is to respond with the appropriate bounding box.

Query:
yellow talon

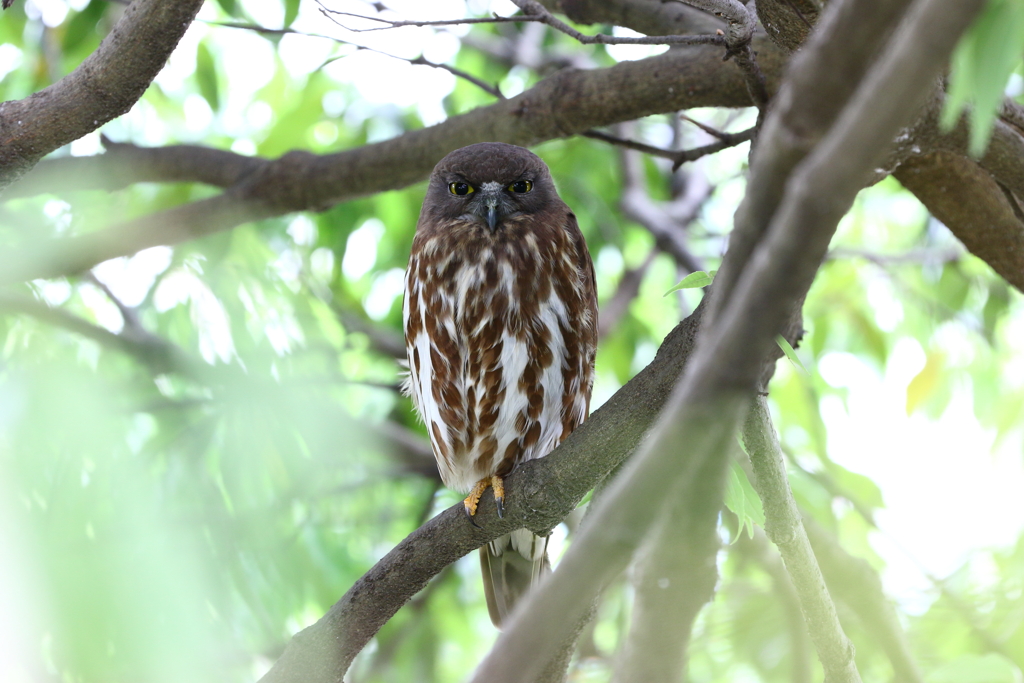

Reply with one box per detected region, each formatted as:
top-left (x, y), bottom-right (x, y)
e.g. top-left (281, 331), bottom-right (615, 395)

top-left (463, 475), bottom-right (505, 519)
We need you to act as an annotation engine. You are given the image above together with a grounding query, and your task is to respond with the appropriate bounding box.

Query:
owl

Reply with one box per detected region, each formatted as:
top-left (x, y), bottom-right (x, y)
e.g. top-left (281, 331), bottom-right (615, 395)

top-left (403, 142), bottom-right (598, 627)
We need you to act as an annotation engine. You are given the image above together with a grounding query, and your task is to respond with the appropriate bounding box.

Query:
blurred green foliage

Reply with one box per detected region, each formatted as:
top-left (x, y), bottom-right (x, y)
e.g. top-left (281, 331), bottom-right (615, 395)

top-left (1, 2), bottom-right (1023, 682)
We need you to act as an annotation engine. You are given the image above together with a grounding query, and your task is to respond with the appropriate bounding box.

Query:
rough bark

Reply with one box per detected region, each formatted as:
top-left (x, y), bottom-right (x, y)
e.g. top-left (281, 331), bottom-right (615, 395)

top-left (257, 298), bottom-right (708, 683)
top-left (0, 0), bottom-right (204, 189)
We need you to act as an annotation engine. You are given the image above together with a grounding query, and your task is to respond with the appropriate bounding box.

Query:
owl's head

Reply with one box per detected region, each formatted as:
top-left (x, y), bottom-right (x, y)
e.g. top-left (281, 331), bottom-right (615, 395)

top-left (424, 142), bottom-right (560, 231)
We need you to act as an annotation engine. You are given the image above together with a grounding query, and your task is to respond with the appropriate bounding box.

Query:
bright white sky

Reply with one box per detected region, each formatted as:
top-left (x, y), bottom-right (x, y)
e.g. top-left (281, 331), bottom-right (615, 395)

top-left (19, 0), bottom-right (1024, 620)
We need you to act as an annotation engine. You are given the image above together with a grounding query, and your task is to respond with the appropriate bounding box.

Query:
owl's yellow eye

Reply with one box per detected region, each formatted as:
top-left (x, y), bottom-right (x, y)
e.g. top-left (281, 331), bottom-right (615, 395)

top-left (449, 182), bottom-right (474, 196)
top-left (508, 180), bottom-right (533, 193)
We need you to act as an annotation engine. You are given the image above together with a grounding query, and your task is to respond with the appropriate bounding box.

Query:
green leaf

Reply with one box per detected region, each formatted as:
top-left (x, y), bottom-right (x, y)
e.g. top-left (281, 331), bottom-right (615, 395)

top-left (906, 351), bottom-right (945, 415)
top-left (664, 269), bottom-right (716, 295)
top-left (213, 0), bottom-right (238, 16)
top-left (284, 0), bottom-right (301, 27)
top-left (926, 654), bottom-right (1020, 683)
top-left (941, 0), bottom-right (1024, 157)
top-left (195, 42), bottom-right (220, 111)
top-left (724, 460), bottom-right (765, 541)
top-left (777, 335), bottom-right (809, 375)
top-left (62, 0), bottom-right (106, 54)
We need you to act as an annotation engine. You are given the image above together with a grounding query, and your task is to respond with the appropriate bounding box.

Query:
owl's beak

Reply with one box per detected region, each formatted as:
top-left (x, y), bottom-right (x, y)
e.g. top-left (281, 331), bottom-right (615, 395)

top-left (485, 201), bottom-right (499, 231)
top-left (471, 185), bottom-right (507, 230)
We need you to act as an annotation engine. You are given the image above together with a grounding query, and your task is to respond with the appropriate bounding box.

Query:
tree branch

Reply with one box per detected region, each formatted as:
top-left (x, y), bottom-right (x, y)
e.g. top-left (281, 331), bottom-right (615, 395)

top-left (0, 292), bottom-right (211, 381)
top-left (0, 42), bottom-right (786, 286)
top-left (619, 148), bottom-right (711, 273)
top-left (0, 0), bottom-right (204, 189)
top-left (676, 0), bottom-right (769, 113)
top-left (469, 0), bottom-right (986, 680)
top-left (611, 443), bottom-right (721, 683)
top-left (735, 529), bottom-right (813, 683)
top-left (582, 126), bottom-right (754, 169)
top-left (326, 1), bottom-right (726, 47)
top-left (802, 518), bottom-right (924, 683)
top-left (257, 298), bottom-right (710, 683)
top-left (895, 151), bottom-right (1024, 291)
top-left (714, 0), bottom-right (916, 320)
top-left (742, 396), bottom-right (859, 682)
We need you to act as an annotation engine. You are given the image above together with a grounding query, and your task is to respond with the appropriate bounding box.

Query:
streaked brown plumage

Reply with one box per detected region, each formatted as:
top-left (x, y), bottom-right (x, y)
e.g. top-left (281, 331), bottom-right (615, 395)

top-left (402, 142), bottom-right (598, 627)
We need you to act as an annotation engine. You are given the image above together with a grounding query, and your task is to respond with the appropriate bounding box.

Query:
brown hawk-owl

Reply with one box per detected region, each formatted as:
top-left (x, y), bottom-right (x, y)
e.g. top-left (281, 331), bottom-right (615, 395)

top-left (403, 142), bottom-right (598, 627)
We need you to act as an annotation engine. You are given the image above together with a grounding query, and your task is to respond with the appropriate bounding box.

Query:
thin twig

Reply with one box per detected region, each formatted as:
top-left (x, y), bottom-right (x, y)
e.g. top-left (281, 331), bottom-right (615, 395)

top-left (207, 20), bottom-right (505, 99)
top-left (582, 126), bottom-right (754, 170)
top-left (676, 0), bottom-right (768, 110)
top-left (321, 1), bottom-right (726, 47)
top-left (511, 0), bottom-right (725, 46)
top-left (678, 112), bottom-right (734, 141)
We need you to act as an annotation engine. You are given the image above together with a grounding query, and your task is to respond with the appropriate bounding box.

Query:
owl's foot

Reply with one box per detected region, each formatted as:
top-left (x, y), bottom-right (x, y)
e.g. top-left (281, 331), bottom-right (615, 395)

top-left (463, 475), bottom-right (505, 524)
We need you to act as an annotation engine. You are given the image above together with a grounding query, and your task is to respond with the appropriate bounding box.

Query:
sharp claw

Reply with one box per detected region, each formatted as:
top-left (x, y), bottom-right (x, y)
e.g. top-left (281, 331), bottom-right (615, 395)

top-left (464, 504), bottom-right (483, 528)
top-left (494, 495), bottom-right (504, 519)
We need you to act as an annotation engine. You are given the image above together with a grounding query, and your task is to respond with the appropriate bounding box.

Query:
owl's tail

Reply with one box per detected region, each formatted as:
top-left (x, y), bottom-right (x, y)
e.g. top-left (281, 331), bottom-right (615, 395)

top-left (480, 528), bottom-right (550, 628)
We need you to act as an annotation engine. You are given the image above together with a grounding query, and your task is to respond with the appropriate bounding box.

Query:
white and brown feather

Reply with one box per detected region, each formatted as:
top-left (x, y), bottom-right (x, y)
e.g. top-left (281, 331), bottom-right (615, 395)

top-left (402, 142), bottom-right (596, 626)
top-left (404, 210), bottom-right (597, 492)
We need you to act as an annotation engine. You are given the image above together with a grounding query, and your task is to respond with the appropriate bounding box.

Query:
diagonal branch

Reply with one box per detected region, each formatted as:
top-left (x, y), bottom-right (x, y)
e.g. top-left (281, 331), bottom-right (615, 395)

top-left (582, 126), bottom-right (754, 169)
top-left (0, 0), bottom-right (204, 189)
top-left (742, 396), bottom-right (858, 681)
top-left (256, 295), bottom-right (710, 683)
top-left (468, 0), bottom-right (985, 680)
top-left (713, 0), bottom-right (917, 321)
top-left (0, 292), bottom-right (211, 380)
top-left (0, 44), bottom-right (771, 286)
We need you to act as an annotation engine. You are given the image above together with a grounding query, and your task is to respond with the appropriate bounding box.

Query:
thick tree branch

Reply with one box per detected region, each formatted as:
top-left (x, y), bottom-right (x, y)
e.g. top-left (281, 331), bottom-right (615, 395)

top-left (545, 0), bottom-right (725, 35)
top-left (611, 445), bottom-right (721, 683)
top-left (470, 0), bottom-right (985, 680)
top-left (713, 0), bottom-right (915, 320)
top-left (256, 299), bottom-right (709, 683)
top-left (330, 1), bottom-right (726, 46)
top-left (895, 151), bottom-right (1024, 291)
top-left (5, 138), bottom-right (264, 198)
top-left (0, 42), bottom-right (785, 286)
top-left (0, 0), bottom-right (204, 189)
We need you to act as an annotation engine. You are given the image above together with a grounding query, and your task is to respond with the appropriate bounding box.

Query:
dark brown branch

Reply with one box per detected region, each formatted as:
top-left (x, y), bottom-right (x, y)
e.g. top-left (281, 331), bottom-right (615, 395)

top-left (5, 137), bottom-right (264, 198)
top-left (581, 126), bottom-right (754, 169)
top-left (0, 0), bottom-right (204, 189)
top-left (511, 0), bottom-right (725, 46)
top-left (470, 0), bottom-right (985, 680)
top-left (324, 1), bottom-right (726, 47)
top-left (257, 297), bottom-right (709, 683)
top-left (676, 0), bottom-right (769, 112)
top-left (895, 151), bottom-right (1024, 292)
top-left (0, 43), bottom-right (777, 285)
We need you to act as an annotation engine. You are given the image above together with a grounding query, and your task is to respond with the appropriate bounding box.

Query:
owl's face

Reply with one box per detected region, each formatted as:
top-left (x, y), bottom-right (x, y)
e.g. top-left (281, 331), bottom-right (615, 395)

top-left (422, 142), bottom-right (559, 232)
